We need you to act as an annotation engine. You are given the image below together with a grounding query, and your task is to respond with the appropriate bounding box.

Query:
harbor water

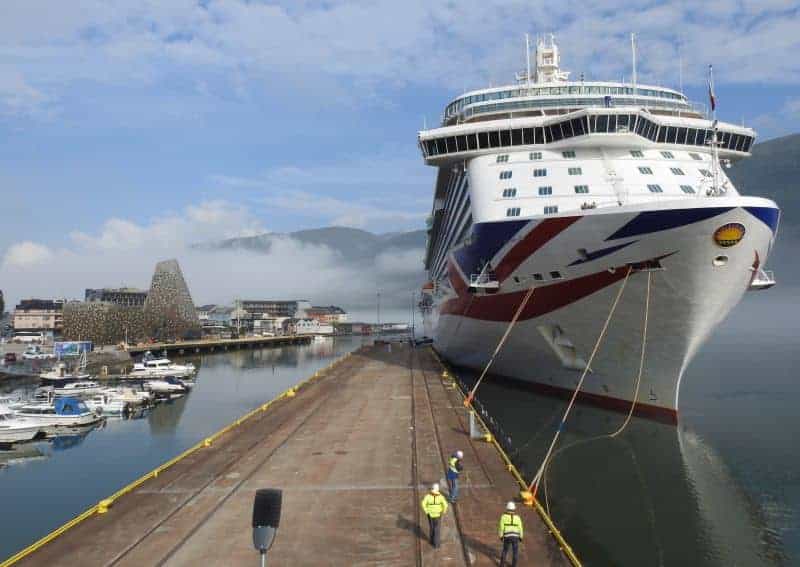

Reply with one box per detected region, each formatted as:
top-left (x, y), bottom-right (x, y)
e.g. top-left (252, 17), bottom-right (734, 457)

top-left (0, 336), bottom-right (368, 560)
top-left (459, 288), bottom-right (797, 566)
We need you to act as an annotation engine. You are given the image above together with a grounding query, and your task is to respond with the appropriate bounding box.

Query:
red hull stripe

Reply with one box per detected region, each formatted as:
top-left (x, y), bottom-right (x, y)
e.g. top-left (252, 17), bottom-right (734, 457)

top-left (494, 216), bottom-right (580, 282)
top-left (442, 266), bottom-right (629, 322)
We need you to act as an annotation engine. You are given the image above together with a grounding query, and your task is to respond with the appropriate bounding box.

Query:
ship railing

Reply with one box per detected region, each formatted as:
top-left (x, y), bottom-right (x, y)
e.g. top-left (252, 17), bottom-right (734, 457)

top-left (749, 268), bottom-right (776, 291)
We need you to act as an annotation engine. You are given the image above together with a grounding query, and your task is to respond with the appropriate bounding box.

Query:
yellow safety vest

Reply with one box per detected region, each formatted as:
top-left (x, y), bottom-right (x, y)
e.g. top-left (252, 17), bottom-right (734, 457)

top-left (448, 456), bottom-right (460, 474)
top-left (422, 493), bottom-right (448, 518)
top-left (498, 513), bottom-right (523, 539)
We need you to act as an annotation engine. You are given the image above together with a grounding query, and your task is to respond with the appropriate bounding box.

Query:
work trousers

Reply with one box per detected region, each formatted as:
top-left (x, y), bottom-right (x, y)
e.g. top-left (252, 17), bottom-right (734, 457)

top-left (427, 515), bottom-right (441, 547)
top-left (500, 536), bottom-right (519, 567)
top-left (447, 475), bottom-right (459, 502)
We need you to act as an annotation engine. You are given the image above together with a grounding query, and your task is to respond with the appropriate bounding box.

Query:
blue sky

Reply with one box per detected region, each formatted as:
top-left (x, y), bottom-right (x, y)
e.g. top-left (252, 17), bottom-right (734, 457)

top-left (1, 0), bottom-right (799, 305)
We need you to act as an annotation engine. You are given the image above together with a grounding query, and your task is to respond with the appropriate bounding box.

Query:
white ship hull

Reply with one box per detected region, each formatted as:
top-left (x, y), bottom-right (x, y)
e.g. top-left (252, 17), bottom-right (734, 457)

top-left (425, 197), bottom-right (779, 422)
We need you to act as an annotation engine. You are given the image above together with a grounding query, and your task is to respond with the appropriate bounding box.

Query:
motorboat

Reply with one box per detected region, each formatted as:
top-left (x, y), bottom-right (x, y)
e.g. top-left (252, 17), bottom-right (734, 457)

top-left (129, 352), bottom-right (196, 379)
top-left (0, 406), bottom-right (45, 444)
top-left (14, 397), bottom-right (104, 427)
top-left (84, 393), bottom-right (127, 416)
top-left (101, 386), bottom-right (152, 406)
top-left (39, 362), bottom-right (92, 384)
top-left (144, 376), bottom-right (188, 395)
top-left (21, 345), bottom-right (54, 361)
top-left (52, 381), bottom-right (103, 398)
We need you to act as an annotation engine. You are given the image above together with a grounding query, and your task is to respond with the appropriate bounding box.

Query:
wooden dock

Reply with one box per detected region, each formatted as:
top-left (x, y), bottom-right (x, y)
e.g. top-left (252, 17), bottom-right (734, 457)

top-left (8, 343), bottom-right (572, 566)
top-left (126, 335), bottom-right (311, 356)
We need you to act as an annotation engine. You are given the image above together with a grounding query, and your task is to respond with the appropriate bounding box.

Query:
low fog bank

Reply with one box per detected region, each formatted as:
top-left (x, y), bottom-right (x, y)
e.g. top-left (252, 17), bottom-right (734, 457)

top-left (1, 237), bottom-right (425, 314)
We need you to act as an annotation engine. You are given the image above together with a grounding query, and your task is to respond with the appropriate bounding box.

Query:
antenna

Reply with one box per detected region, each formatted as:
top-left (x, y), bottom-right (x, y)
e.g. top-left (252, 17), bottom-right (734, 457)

top-left (678, 34), bottom-right (684, 93)
top-left (631, 32), bottom-right (638, 100)
top-left (525, 33), bottom-right (532, 88)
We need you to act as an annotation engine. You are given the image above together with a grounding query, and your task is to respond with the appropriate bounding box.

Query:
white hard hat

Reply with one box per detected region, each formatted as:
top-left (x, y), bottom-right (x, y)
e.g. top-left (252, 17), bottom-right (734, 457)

top-left (455, 450), bottom-right (464, 459)
top-left (506, 501), bottom-right (516, 511)
top-left (431, 483), bottom-right (440, 493)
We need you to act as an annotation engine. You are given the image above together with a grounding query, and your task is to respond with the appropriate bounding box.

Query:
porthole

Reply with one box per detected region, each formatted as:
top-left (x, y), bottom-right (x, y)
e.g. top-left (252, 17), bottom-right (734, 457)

top-left (713, 255), bottom-right (728, 267)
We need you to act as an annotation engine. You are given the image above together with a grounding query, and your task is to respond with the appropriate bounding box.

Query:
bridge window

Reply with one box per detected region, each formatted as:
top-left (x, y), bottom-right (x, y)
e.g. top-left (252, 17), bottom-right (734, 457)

top-left (660, 151), bottom-right (674, 159)
top-left (535, 127), bottom-right (545, 144)
top-left (670, 167), bottom-right (685, 175)
top-left (677, 127), bottom-right (688, 144)
top-left (506, 207), bottom-right (521, 217)
top-left (467, 134), bottom-right (478, 151)
top-left (478, 132), bottom-right (489, 149)
top-left (500, 130), bottom-right (511, 146)
top-left (499, 170), bottom-right (513, 180)
top-left (562, 151), bottom-right (576, 158)
top-left (568, 167), bottom-right (583, 175)
top-left (511, 129), bottom-right (523, 146)
top-left (574, 185), bottom-right (589, 194)
top-left (489, 131), bottom-right (500, 148)
top-left (680, 185), bottom-right (695, 194)
top-left (538, 186), bottom-right (553, 195)
top-left (456, 135), bottom-right (467, 152)
top-left (502, 188), bottom-right (517, 198)
top-left (548, 123), bottom-right (563, 142)
top-left (647, 184), bottom-right (663, 193)
top-left (630, 150), bottom-right (644, 158)
top-left (533, 168), bottom-right (547, 177)
top-left (544, 206), bottom-right (559, 215)
top-left (638, 167), bottom-right (654, 175)
top-left (522, 128), bottom-right (535, 145)
top-left (530, 152), bottom-right (542, 160)
top-left (496, 155), bottom-right (509, 163)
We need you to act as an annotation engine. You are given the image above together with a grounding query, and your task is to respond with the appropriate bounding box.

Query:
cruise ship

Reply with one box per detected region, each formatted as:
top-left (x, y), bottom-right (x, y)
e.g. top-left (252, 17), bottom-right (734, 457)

top-left (418, 36), bottom-right (780, 423)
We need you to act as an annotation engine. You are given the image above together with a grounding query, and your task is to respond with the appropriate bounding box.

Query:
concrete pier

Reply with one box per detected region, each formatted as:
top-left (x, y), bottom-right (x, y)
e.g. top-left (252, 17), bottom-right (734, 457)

top-left (9, 343), bottom-right (571, 566)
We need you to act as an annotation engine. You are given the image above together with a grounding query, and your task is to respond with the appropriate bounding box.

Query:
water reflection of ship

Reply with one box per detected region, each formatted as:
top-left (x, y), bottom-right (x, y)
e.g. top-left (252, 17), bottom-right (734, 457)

top-left (0, 444), bottom-right (48, 468)
top-left (147, 391), bottom-right (189, 434)
top-left (455, 372), bottom-right (784, 566)
top-left (48, 422), bottom-right (103, 451)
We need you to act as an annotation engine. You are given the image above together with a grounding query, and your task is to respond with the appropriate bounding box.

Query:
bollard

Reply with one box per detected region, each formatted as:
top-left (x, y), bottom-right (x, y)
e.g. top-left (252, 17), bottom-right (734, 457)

top-left (97, 498), bottom-right (113, 514)
top-left (203, 438), bottom-right (213, 447)
top-left (286, 388), bottom-right (296, 398)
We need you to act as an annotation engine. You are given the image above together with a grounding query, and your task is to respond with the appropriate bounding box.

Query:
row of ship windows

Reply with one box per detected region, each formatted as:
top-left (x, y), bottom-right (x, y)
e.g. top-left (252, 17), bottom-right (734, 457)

top-left (500, 149), bottom-right (703, 163)
top-left (499, 166), bottom-right (709, 179)
top-left (507, 206), bottom-right (559, 217)
top-left (502, 185), bottom-right (592, 197)
top-left (421, 114), bottom-right (754, 157)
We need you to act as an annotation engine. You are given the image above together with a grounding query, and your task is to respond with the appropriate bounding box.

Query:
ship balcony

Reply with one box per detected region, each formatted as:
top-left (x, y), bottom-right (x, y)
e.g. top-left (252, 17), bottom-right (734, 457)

top-left (469, 272), bottom-right (500, 294)
top-left (749, 268), bottom-right (776, 291)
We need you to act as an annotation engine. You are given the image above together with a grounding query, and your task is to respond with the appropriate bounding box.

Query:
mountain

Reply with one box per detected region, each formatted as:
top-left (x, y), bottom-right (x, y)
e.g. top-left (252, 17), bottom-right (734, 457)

top-left (204, 226), bottom-right (427, 264)
top-left (728, 133), bottom-right (799, 225)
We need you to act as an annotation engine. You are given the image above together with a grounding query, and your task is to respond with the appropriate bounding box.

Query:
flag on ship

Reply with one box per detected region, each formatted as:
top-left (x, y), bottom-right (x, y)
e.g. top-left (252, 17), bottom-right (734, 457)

top-left (708, 64), bottom-right (717, 111)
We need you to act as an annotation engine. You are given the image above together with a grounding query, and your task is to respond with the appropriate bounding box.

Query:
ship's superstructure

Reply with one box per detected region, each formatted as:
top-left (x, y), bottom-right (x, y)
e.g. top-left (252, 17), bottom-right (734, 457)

top-left (418, 36), bottom-right (779, 422)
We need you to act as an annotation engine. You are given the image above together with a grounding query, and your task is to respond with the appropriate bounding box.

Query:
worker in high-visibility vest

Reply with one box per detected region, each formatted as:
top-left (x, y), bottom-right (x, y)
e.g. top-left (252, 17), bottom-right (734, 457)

top-left (421, 483), bottom-right (449, 548)
top-left (498, 501), bottom-right (524, 567)
top-left (446, 450), bottom-right (464, 503)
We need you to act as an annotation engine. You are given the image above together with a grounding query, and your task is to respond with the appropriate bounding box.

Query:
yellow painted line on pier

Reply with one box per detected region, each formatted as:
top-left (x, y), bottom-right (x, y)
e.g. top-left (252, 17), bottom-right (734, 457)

top-left (428, 347), bottom-right (582, 567)
top-left (0, 351), bottom-right (353, 567)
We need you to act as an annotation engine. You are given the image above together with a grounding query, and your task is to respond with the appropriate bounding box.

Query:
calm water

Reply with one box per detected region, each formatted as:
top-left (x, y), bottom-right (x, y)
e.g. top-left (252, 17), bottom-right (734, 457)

top-left (0, 336), bottom-right (368, 560)
top-left (458, 288), bottom-right (798, 566)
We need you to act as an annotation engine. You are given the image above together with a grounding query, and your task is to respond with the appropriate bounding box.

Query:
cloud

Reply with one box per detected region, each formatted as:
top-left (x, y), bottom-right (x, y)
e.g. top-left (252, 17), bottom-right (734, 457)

top-left (3, 1), bottom-right (800, 118)
top-left (749, 97), bottom-right (800, 138)
top-left (0, 201), bottom-right (425, 313)
top-left (2, 241), bottom-right (54, 269)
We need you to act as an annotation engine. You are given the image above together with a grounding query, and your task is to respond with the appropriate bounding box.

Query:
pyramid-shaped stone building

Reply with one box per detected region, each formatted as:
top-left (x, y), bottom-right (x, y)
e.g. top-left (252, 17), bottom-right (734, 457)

top-left (143, 259), bottom-right (200, 340)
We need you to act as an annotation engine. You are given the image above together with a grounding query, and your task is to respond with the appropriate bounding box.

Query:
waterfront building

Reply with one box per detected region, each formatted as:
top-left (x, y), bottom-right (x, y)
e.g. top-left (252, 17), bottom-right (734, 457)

top-left (85, 287), bottom-right (148, 307)
top-left (307, 305), bottom-right (348, 324)
top-left (12, 299), bottom-right (65, 336)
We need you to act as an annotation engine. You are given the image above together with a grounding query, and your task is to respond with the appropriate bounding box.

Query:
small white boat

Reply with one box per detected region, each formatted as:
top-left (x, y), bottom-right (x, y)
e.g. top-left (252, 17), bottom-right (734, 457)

top-left (0, 406), bottom-right (45, 444)
top-left (14, 397), bottom-right (104, 427)
top-left (102, 387), bottom-right (152, 406)
top-left (40, 362), bottom-right (92, 384)
top-left (52, 381), bottom-right (102, 398)
top-left (144, 377), bottom-right (187, 395)
top-left (129, 352), bottom-right (196, 379)
top-left (84, 393), bottom-right (127, 416)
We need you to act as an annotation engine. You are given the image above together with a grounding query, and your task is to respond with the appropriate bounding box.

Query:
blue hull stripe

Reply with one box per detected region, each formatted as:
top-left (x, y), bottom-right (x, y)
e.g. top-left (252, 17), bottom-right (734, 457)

top-left (453, 219), bottom-right (527, 278)
top-left (606, 207), bottom-right (733, 241)
top-left (744, 206), bottom-right (780, 234)
top-left (568, 241), bottom-right (637, 266)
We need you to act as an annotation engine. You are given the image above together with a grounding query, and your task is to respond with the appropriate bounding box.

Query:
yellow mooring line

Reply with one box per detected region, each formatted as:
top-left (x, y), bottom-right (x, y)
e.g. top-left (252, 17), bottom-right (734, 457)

top-left (429, 347), bottom-right (582, 567)
top-left (0, 351), bottom-right (354, 567)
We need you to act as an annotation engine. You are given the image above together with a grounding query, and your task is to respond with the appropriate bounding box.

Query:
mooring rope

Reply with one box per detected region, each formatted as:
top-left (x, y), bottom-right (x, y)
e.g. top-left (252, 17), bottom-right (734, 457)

top-left (528, 266), bottom-right (632, 498)
top-left (464, 285), bottom-right (536, 407)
